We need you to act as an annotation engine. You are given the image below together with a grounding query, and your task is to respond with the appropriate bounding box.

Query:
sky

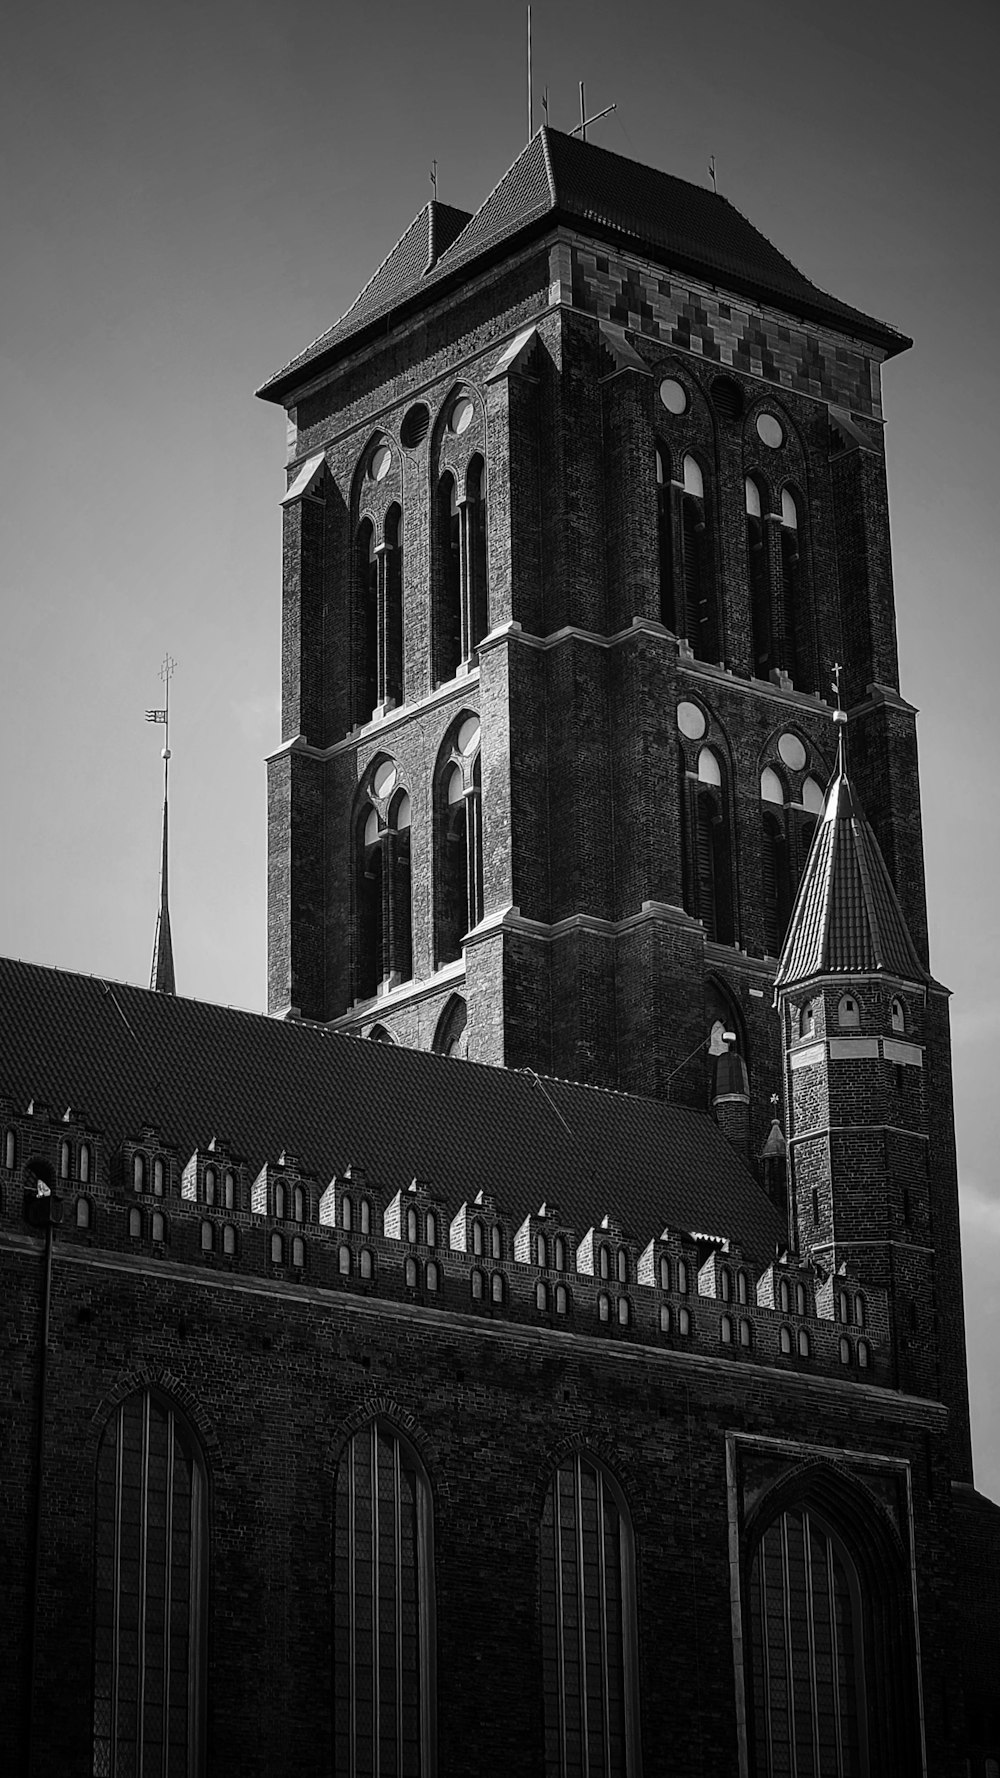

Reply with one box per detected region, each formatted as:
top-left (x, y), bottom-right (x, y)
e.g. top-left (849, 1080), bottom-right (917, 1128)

top-left (2, 0), bottom-right (999, 1483)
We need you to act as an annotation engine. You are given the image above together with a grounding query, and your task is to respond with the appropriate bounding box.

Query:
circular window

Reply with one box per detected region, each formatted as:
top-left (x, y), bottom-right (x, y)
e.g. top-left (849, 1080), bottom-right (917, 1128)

top-left (711, 376), bottom-right (744, 421)
top-left (677, 701), bottom-right (707, 740)
top-left (400, 403), bottom-right (430, 448)
top-left (369, 443), bottom-right (392, 481)
top-left (372, 760), bottom-right (397, 799)
top-left (659, 377), bottom-right (688, 415)
top-left (457, 717), bottom-right (481, 755)
top-left (449, 396), bottom-right (475, 436)
top-left (778, 732), bottom-right (807, 772)
top-left (756, 412), bottom-right (784, 449)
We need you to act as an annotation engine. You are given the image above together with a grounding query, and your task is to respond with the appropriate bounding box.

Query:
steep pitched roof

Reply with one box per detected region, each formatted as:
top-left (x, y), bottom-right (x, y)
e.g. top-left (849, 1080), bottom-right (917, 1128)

top-left (775, 727), bottom-right (929, 990)
top-left (258, 127), bottom-right (907, 401)
top-left (0, 957), bottom-right (783, 1261)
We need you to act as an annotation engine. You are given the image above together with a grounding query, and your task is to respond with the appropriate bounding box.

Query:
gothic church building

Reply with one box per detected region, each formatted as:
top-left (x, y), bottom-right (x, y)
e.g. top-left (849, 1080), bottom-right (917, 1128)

top-left (3, 128), bottom-right (1000, 1777)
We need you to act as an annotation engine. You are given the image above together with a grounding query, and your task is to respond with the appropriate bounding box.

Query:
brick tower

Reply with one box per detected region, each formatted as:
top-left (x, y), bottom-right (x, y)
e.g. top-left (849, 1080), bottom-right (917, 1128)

top-left (775, 711), bottom-right (972, 1472)
top-left (257, 127), bottom-right (926, 1158)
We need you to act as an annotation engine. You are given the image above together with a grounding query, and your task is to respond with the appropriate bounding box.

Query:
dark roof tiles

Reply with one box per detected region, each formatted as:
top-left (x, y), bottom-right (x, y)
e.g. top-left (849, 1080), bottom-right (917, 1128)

top-left (0, 957), bottom-right (783, 1262)
top-left (775, 734), bottom-right (929, 990)
top-left (259, 127), bottom-right (906, 399)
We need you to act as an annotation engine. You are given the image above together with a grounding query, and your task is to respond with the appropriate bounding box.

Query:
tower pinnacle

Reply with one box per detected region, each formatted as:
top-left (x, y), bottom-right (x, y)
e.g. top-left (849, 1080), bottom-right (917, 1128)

top-left (145, 655), bottom-right (177, 996)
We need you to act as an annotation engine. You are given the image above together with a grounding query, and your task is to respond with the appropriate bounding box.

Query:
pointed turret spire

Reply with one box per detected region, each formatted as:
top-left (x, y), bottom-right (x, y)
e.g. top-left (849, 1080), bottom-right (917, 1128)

top-left (146, 656), bottom-right (176, 996)
top-left (775, 684), bottom-right (928, 991)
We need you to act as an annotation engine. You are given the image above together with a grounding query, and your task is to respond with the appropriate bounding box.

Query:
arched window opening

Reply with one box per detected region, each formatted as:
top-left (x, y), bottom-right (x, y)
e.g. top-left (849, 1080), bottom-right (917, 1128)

top-left (746, 477), bottom-right (772, 680)
top-left (223, 1224), bottom-right (237, 1256)
top-left (4, 1128), bottom-right (16, 1170)
top-left (152, 1157), bottom-right (165, 1196)
top-left (678, 1307), bottom-right (692, 1335)
top-left (795, 1282), bottom-right (808, 1317)
top-left (555, 1285), bottom-right (569, 1316)
top-left (840, 1336), bottom-right (853, 1366)
top-left (762, 810), bottom-right (792, 956)
top-left (778, 1279), bottom-right (792, 1314)
top-left (598, 1244), bottom-right (612, 1282)
top-left (540, 1454), bottom-right (639, 1778)
top-left (891, 997), bottom-right (906, 1034)
top-left (434, 474), bottom-right (462, 684)
top-left (360, 1198), bottom-right (372, 1236)
top-left (426, 1211), bottom-right (438, 1249)
top-left (383, 504), bottom-right (404, 709)
top-left (293, 1185), bottom-right (306, 1224)
top-left (129, 1207), bottom-right (143, 1239)
top-left (839, 994), bottom-right (861, 1029)
top-left (778, 487), bottom-right (804, 688)
top-left (779, 1325), bottom-right (793, 1355)
top-left (339, 1244), bottom-right (352, 1276)
top-left (490, 1225), bottom-right (502, 1261)
top-left (426, 1259), bottom-right (440, 1293)
top-left (857, 1339), bottom-right (870, 1370)
top-left (471, 1268), bottom-right (485, 1300)
top-left (659, 1304), bottom-right (672, 1334)
top-left (554, 1236), bottom-right (567, 1272)
top-left (204, 1165), bottom-right (216, 1207)
top-left (292, 1236), bottom-right (305, 1268)
top-left (617, 1248), bottom-right (629, 1285)
top-left (721, 1314), bottom-right (734, 1344)
top-left (798, 1328), bottom-right (811, 1359)
top-left (406, 1205), bottom-right (419, 1245)
top-left (720, 1267), bottom-right (733, 1302)
top-left (223, 1170), bottom-right (235, 1210)
top-left (466, 456), bottom-right (489, 651)
top-left (536, 1280), bottom-right (549, 1313)
top-left (271, 1232), bottom-right (284, 1264)
top-left (200, 1221), bottom-right (214, 1252)
top-left (274, 1181), bottom-right (287, 1219)
top-left (739, 1318), bottom-right (753, 1348)
top-left (800, 1001), bottom-right (815, 1039)
top-left (133, 1154), bottom-right (146, 1193)
top-left (359, 1247), bottom-right (374, 1280)
top-left (356, 519), bottom-right (379, 722)
top-left (93, 1393), bottom-right (206, 1778)
top-left (656, 444), bottom-right (675, 629)
top-left (490, 1271), bottom-right (504, 1305)
top-left (617, 1296), bottom-right (631, 1327)
top-left (677, 1260), bottom-right (689, 1295)
top-left (433, 994), bottom-right (469, 1059)
top-left (151, 1211), bottom-right (166, 1243)
top-left (435, 718), bottom-right (483, 968)
top-left (687, 756), bottom-right (735, 946)
top-left (357, 780), bottom-right (413, 998)
top-left (341, 1194), bottom-right (353, 1232)
top-left (680, 456), bottom-right (718, 663)
top-left (60, 1139), bottom-right (71, 1180)
top-left (837, 1290), bottom-right (850, 1324)
top-left (537, 1232), bottom-right (548, 1269)
top-left (333, 1422), bottom-right (435, 1776)
top-left (472, 1218), bottom-right (485, 1257)
top-left (737, 1271), bottom-right (750, 1306)
top-left (854, 1293), bottom-right (866, 1329)
top-left (658, 1255), bottom-right (671, 1291)
top-left (598, 1292), bottom-right (611, 1324)
top-left (76, 1196), bottom-right (92, 1230)
top-left (405, 1255), bottom-right (419, 1288)
top-left (748, 1507), bottom-right (868, 1778)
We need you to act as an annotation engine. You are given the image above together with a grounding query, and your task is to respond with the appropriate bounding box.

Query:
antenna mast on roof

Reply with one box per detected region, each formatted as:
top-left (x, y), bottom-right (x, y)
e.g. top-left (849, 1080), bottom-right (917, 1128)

top-left (527, 6), bottom-right (532, 139)
top-left (145, 654), bottom-right (177, 996)
top-left (708, 154), bottom-right (718, 195)
top-left (570, 81), bottom-right (617, 143)
top-left (429, 160), bottom-right (438, 201)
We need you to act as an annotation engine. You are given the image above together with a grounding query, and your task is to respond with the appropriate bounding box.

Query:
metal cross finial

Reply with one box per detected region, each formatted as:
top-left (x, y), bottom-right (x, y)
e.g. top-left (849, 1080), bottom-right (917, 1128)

top-left (831, 661), bottom-right (843, 710)
top-left (770, 1092), bottom-right (780, 1110)
top-left (429, 160), bottom-right (438, 201)
top-left (709, 154), bottom-right (718, 195)
top-left (159, 652), bottom-right (176, 687)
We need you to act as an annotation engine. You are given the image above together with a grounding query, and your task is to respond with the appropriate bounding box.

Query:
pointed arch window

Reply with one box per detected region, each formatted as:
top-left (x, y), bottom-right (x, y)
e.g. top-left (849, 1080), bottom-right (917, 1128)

top-left (656, 443), bottom-right (675, 628)
top-left (333, 1421), bottom-right (436, 1776)
top-left (434, 453), bottom-right (489, 684)
top-left (93, 1391), bottom-right (206, 1777)
top-left (680, 455), bottom-right (719, 663)
top-left (761, 807), bottom-right (792, 957)
top-left (540, 1453), bottom-right (640, 1777)
top-left (746, 476), bottom-right (772, 680)
top-left (433, 995), bottom-right (468, 1059)
top-left (685, 747), bottom-right (735, 944)
top-left (356, 518), bottom-right (379, 722)
top-left (4, 1127), bottom-right (17, 1170)
top-left (778, 486), bottom-right (804, 688)
top-left (357, 778), bottom-right (413, 999)
top-left (747, 1506), bottom-right (867, 1776)
top-left (435, 717), bottom-right (483, 965)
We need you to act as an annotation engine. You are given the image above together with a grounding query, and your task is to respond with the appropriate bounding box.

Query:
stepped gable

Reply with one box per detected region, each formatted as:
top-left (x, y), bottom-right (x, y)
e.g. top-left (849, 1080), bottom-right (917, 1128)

top-left (0, 957), bottom-right (782, 1262)
top-left (258, 128), bottom-right (906, 400)
top-left (775, 732), bottom-right (930, 990)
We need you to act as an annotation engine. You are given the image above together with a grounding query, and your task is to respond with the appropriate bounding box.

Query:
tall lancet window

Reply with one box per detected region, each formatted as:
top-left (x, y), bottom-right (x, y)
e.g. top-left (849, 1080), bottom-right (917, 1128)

top-left (680, 455), bottom-right (719, 663)
top-left (357, 519), bottom-right (379, 722)
top-left (333, 1421), bottom-right (435, 1777)
top-left (93, 1391), bottom-right (206, 1778)
top-left (685, 746), bottom-right (735, 945)
top-left (434, 474), bottom-right (462, 684)
top-left (656, 444), bottom-right (675, 629)
top-left (383, 504), bottom-right (404, 709)
top-left (779, 487), bottom-right (804, 689)
top-left (466, 455), bottom-right (489, 652)
top-left (748, 1506), bottom-right (868, 1777)
top-left (746, 476), bottom-right (771, 680)
top-left (434, 717), bottom-right (483, 965)
top-left (540, 1453), bottom-right (639, 1778)
top-left (357, 765), bottom-right (413, 1000)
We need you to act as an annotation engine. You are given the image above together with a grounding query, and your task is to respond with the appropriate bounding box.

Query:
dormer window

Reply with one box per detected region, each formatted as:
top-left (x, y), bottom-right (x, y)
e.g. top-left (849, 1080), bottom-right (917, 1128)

top-left (891, 997), bottom-right (906, 1034)
top-left (838, 995), bottom-right (860, 1030)
top-left (799, 1001), bottom-right (815, 1039)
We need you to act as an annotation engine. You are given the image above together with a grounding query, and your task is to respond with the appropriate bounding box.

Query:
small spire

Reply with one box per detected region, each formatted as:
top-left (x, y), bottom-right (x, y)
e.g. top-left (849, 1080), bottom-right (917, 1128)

top-left (146, 655), bottom-right (177, 996)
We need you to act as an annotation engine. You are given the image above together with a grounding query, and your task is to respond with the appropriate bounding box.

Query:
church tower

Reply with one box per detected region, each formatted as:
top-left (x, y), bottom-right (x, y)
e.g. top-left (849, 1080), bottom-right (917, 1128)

top-left (257, 127), bottom-right (926, 1157)
top-left (774, 711), bottom-right (972, 1473)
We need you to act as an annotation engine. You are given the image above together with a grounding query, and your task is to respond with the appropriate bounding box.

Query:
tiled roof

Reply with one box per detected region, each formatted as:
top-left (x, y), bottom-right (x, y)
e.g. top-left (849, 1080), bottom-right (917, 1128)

top-left (775, 731), bottom-right (929, 990)
top-left (258, 128), bottom-right (907, 401)
top-left (0, 957), bottom-right (783, 1261)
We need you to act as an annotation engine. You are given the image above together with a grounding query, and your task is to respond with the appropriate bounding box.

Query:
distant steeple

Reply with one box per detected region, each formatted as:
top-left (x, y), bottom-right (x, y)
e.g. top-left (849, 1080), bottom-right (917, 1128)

top-left (145, 656), bottom-right (176, 996)
top-left (775, 697), bottom-right (928, 992)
